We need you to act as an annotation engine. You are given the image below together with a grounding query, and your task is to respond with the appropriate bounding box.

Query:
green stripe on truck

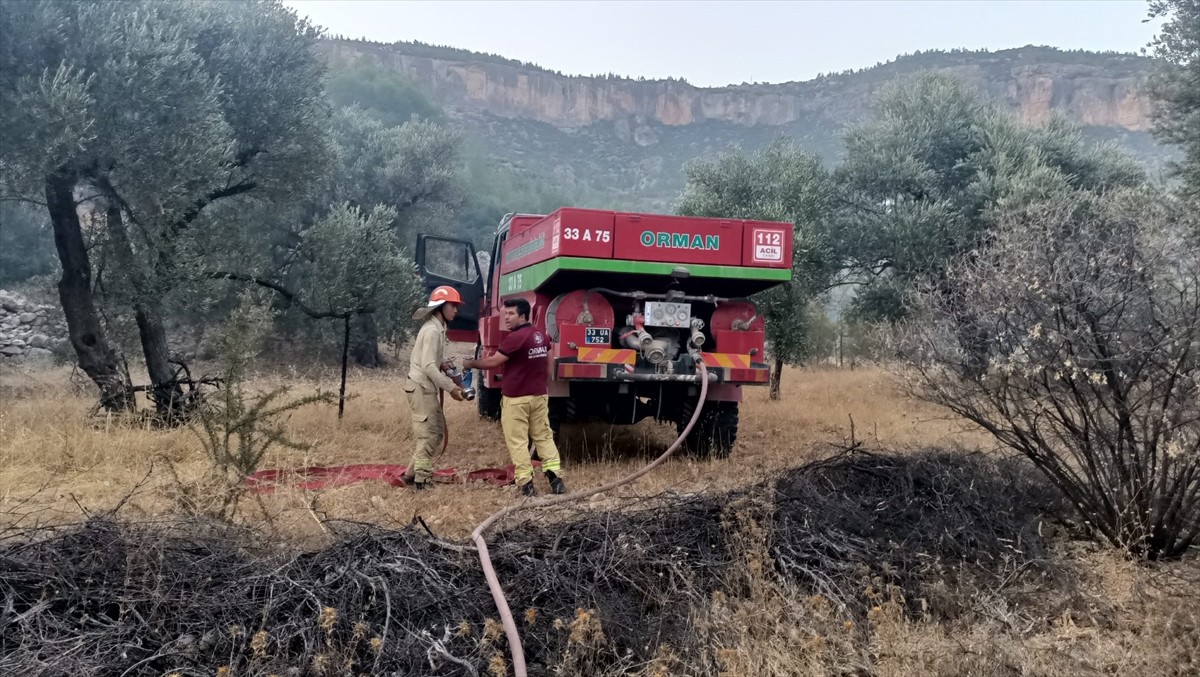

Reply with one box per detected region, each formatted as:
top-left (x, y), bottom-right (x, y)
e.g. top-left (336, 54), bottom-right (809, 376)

top-left (500, 256), bottom-right (791, 294)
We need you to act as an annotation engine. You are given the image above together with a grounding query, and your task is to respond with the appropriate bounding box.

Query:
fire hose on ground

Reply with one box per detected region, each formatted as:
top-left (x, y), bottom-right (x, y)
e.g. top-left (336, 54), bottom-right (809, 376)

top-left (469, 359), bottom-right (710, 677)
top-left (240, 361), bottom-right (711, 674)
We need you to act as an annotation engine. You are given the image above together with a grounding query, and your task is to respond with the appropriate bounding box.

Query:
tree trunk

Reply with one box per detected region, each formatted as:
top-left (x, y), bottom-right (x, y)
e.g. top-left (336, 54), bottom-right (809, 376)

top-left (45, 172), bottom-right (133, 412)
top-left (105, 204), bottom-right (185, 420)
top-left (135, 302), bottom-right (183, 416)
top-left (769, 356), bottom-right (783, 400)
top-left (339, 315), bottom-right (351, 419)
top-left (837, 324), bottom-right (844, 368)
top-left (351, 312), bottom-right (382, 367)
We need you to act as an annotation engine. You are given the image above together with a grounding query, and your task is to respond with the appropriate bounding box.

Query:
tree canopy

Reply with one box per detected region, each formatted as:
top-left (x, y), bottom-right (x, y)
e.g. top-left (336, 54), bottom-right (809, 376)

top-left (0, 1), bottom-right (352, 410)
top-left (0, 0), bottom-right (474, 408)
top-left (676, 138), bottom-right (836, 396)
top-left (836, 73), bottom-right (1146, 321)
top-left (1147, 0), bottom-right (1200, 204)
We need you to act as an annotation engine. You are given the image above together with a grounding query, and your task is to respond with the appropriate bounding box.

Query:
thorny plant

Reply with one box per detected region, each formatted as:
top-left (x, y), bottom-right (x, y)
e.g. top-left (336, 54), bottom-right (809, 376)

top-left (173, 294), bottom-right (333, 519)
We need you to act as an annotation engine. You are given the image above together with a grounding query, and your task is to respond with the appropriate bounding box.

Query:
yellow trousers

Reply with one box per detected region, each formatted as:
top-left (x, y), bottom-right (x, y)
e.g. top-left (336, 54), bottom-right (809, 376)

top-left (501, 394), bottom-right (562, 486)
top-left (404, 379), bottom-right (444, 483)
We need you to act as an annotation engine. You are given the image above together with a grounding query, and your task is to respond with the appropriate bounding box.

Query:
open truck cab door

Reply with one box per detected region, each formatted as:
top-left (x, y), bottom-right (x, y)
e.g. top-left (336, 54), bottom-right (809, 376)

top-left (414, 234), bottom-right (485, 344)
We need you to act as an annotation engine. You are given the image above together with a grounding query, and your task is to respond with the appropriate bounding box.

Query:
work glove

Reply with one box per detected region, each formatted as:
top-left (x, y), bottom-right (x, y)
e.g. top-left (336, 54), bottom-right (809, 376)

top-left (449, 387), bottom-right (466, 402)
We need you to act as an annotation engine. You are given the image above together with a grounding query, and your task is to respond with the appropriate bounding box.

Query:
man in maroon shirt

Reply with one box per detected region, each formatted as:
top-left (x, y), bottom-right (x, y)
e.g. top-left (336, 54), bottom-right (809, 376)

top-left (464, 298), bottom-right (566, 496)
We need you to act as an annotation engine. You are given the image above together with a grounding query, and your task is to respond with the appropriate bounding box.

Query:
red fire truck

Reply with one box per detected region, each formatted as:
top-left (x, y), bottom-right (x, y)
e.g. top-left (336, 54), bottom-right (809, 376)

top-left (416, 208), bottom-right (792, 457)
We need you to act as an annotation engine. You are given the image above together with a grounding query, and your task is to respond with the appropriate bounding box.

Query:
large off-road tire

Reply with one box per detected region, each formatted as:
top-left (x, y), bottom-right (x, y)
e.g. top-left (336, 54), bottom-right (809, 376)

top-left (546, 396), bottom-right (576, 453)
top-left (677, 401), bottom-right (738, 460)
top-left (548, 397), bottom-right (573, 434)
top-left (477, 383), bottom-right (501, 421)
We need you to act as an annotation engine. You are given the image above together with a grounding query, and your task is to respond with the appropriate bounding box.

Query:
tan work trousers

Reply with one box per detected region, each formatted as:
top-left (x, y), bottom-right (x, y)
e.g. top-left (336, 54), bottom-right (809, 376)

top-left (404, 379), bottom-right (444, 483)
top-left (501, 394), bottom-right (562, 486)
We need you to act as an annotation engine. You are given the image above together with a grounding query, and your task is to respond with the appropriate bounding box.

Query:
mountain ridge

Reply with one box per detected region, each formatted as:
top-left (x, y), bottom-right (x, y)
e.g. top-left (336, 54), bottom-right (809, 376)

top-left (321, 38), bottom-right (1167, 208)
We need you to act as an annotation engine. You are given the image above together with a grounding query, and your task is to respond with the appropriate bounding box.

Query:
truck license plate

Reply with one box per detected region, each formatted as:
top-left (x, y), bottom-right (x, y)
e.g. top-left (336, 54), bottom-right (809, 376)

top-left (584, 327), bottom-right (611, 345)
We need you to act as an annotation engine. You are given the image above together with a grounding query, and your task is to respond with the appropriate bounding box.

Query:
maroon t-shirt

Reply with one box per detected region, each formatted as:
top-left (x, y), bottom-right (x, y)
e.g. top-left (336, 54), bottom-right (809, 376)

top-left (497, 323), bottom-right (550, 397)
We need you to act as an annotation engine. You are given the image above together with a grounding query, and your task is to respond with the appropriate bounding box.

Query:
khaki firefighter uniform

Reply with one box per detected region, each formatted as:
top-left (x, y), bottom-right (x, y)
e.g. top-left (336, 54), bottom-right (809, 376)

top-left (405, 314), bottom-right (459, 483)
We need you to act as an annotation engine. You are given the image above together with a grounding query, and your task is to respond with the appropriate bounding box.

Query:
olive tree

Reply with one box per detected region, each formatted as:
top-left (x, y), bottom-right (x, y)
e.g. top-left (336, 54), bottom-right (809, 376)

top-left (0, 0), bottom-right (328, 415)
top-left (296, 203), bottom-right (423, 414)
top-left (837, 74), bottom-right (1145, 322)
top-left (676, 138), bottom-right (837, 398)
top-left (315, 107), bottom-right (463, 366)
top-left (1147, 0), bottom-right (1200, 204)
top-left (898, 187), bottom-right (1200, 559)
top-left (208, 204), bottom-right (421, 417)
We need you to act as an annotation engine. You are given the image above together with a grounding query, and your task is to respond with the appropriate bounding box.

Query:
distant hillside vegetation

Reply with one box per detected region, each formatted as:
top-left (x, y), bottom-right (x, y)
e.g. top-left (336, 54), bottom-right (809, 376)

top-left (322, 39), bottom-right (1173, 212)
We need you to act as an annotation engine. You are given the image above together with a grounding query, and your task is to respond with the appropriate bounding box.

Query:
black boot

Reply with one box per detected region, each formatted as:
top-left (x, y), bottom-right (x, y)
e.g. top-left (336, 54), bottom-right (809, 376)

top-left (545, 471), bottom-right (567, 495)
top-left (519, 481), bottom-right (537, 497)
top-left (412, 480), bottom-right (432, 491)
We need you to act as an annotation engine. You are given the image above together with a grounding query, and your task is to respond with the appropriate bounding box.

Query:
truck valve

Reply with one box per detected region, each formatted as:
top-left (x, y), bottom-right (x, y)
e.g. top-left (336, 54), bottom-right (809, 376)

top-left (643, 342), bottom-right (668, 364)
top-left (621, 313), bottom-right (654, 351)
top-left (688, 318), bottom-right (706, 349)
top-left (621, 328), bottom-right (654, 351)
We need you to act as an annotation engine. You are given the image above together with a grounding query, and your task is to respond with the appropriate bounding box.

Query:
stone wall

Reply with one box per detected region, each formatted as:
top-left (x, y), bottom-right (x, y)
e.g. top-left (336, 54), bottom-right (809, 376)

top-left (0, 290), bottom-right (69, 364)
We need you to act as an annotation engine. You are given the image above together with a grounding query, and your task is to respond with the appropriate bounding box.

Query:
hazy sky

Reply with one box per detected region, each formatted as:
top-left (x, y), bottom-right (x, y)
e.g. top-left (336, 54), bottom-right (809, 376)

top-left (282, 0), bottom-right (1162, 87)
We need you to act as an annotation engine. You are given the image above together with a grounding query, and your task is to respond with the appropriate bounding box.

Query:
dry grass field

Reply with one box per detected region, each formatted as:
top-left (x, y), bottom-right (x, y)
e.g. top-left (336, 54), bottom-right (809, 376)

top-left (2, 360), bottom-right (1197, 676)
top-left (0, 362), bottom-right (974, 540)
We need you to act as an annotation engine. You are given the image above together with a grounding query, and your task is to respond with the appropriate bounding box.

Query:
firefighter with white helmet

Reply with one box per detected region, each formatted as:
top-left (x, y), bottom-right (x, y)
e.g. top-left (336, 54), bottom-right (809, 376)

top-left (402, 285), bottom-right (467, 489)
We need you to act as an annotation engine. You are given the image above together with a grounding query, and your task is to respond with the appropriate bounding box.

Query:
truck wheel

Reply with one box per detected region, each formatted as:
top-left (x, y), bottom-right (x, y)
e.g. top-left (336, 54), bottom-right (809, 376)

top-left (548, 397), bottom-right (571, 433)
top-left (678, 401), bottom-right (738, 459)
top-left (477, 384), bottom-right (501, 421)
top-left (547, 397), bottom-right (575, 451)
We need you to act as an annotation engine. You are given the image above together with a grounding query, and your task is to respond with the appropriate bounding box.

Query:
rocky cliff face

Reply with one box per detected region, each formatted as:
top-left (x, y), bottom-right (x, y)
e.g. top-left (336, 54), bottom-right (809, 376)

top-left (327, 42), bottom-right (1154, 132)
top-left (323, 41), bottom-right (1166, 208)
